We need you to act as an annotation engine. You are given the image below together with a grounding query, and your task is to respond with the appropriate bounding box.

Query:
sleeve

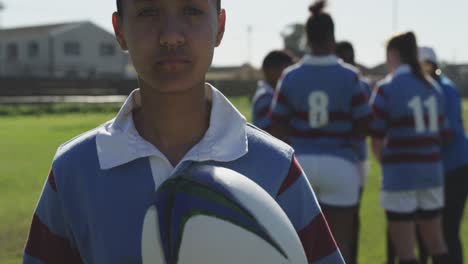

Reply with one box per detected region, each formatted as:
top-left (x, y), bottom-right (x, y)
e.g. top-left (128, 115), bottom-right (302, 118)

top-left (275, 155), bottom-right (345, 264)
top-left (369, 85), bottom-right (390, 139)
top-left (23, 168), bottom-right (83, 264)
top-left (350, 79), bottom-right (374, 136)
top-left (252, 93), bottom-right (273, 131)
top-left (439, 89), bottom-right (454, 142)
top-left (270, 74), bottom-right (294, 126)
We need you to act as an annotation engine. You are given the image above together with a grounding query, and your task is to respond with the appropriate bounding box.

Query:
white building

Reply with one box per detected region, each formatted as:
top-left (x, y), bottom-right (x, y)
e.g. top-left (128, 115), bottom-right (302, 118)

top-left (0, 21), bottom-right (128, 79)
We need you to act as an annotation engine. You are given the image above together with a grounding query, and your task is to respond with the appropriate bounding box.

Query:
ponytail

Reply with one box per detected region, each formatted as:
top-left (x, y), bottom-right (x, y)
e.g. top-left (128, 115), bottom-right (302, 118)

top-left (306, 0), bottom-right (335, 47)
top-left (387, 32), bottom-right (432, 87)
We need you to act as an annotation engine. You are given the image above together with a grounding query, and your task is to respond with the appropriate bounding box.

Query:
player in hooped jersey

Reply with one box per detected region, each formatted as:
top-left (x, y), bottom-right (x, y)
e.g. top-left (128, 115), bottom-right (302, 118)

top-left (270, 1), bottom-right (373, 263)
top-left (252, 50), bottom-right (294, 131)
top-left (370, 32), bottom-right (450, 264)
top-left (23, 0), bottom-right (344, 263)
top-left (335, 40), bottom-right (372, 264)
top-left (419, 47), bottom-right (468, 264)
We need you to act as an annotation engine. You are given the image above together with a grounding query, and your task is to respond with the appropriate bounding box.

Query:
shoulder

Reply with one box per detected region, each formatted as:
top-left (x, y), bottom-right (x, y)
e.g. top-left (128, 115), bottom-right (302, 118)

top-left (252, 86), bottom-right (274, 103)
top-left (52, 121), bottom-right (111, 175)
top-left (281, 63), bottom-right (305, 81)
top-left (339, 61), bottom-right (360, 78)
top-left (245, 124), bottom-right (294, 162)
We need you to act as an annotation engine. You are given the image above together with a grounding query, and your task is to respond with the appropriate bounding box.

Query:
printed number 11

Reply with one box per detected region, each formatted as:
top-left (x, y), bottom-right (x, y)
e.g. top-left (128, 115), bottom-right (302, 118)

top-left (407, 96), bottom-right (439, 133)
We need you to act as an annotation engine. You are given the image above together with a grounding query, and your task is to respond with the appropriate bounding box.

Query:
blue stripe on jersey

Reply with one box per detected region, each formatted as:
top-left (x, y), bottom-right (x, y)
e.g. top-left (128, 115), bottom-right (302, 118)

top-left (438, 76), bottom-right (468, 172)
top-left (371, 70), bottom-right (448, 191)
top-left (252, 89), bottom-right (274, 131)
top-left (276, 173), bottom-right (321, 231)
top-left (271, 61), bottom-right (372, 163)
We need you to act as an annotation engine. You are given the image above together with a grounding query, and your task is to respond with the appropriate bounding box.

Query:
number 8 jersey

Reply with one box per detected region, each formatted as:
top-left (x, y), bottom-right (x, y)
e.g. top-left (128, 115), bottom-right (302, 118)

top-left (270, 54), bottom-right (373, 163)
top-left (370, 65), bottom-right (451, 191)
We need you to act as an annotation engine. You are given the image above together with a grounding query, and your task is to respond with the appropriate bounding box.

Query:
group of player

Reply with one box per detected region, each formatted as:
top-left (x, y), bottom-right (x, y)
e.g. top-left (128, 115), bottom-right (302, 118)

top-left (252, 1), bottom-right (468, 264)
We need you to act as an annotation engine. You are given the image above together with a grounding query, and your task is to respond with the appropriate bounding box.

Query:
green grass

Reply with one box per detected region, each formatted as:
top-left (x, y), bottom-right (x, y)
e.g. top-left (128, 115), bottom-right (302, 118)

top-left (0, 97), bottom-right (467, 263)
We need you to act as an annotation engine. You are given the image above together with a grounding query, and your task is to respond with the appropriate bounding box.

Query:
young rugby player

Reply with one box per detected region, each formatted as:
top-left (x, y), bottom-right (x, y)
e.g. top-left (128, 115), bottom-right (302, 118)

top-left (270, 1), bottom-right (373, 262)
top-left (252, 50), bottom-right (294, 131)
top-left (23, 0), bottom-right (344, 263)
top-left (371, 32), bottom-right (450, 264)
top-left (420, 46), bottom-right (468, 264)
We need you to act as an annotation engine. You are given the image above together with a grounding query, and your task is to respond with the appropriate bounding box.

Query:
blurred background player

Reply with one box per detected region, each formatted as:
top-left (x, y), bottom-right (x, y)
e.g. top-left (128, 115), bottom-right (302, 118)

top-left (370, 32), bottom-right (450, 264)
top-left (335, 40), bottom-right (372, 264)
top-left (252, 50), bottom-right (295, 131)
top-left (270, 1), bottom-right (373, 262)
top-left (420, 46), bottom-right (468, 264)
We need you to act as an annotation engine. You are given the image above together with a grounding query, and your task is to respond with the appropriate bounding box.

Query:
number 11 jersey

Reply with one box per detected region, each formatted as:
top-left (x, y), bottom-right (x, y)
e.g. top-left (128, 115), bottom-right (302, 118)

top-left (271, 54), bottom-right (373, 163)
top-left (370, 65), bottom-right (451, 191)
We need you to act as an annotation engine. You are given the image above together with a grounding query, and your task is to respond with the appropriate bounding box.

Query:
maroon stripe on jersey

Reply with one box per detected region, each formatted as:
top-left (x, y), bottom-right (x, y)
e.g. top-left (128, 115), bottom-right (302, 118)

top-left (277, 155), bottom-right (303, 196)
top-left (275, 92), bottom-right (291, 107)
top-left (48, 170), bottom-right (57, 192)
top-left (271, 114), bottom-right (290, 124)
top-left (255, 106), bottom-right (270, 120)
top-left (369, 128), bottom-right (386, 139)
top-left (25, 214), bottom-right (83, 264)
top-left (353, 114), bottom-right (374, 134)
top-left (387, 137), bottom-right (440, 148)
top-left (376, 87), bottom-right (388, 99)
top-left (390, 115), bottom-right (444, 129)
top-left (298, 213), bottom-right (338, 263)
top-left (382, 153), bottom-right (441, 163)
top-left (296, 111), bottom-right (352, 122)
top-left (440, 130), bottom-right (453, 141)
top-left (290, 129), bottom-right (354, 139)
top-left (352, 92), bottom-right (368, 107)
top-left (373, 105), bottom-right (389, 120)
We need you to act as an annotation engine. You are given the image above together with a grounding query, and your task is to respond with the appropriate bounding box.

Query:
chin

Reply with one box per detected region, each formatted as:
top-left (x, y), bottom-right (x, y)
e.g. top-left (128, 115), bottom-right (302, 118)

top-left (140, 74), bottom-right (205, 94)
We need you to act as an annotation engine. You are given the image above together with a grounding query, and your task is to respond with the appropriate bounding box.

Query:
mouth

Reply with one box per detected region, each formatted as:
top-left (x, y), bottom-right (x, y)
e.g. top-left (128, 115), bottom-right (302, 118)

top-left (156, 57), bottom-right (191, 71)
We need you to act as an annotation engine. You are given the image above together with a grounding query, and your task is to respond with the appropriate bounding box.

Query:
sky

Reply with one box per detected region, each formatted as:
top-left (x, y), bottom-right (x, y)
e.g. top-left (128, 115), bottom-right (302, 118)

top-left (1, 0), bottom-right (467, 68)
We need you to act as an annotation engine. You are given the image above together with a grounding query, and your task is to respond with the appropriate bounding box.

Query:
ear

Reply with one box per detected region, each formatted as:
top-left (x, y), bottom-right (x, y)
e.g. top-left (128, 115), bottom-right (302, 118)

top-left (215, 9), bottom-right (226, 47)
top-left (112, 12), bottom-right (128, 50)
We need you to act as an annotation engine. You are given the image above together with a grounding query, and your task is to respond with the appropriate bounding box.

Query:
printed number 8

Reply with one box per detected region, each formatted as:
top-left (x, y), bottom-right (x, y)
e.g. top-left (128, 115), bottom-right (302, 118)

top-left (308, 91), bottom-right (329, 128)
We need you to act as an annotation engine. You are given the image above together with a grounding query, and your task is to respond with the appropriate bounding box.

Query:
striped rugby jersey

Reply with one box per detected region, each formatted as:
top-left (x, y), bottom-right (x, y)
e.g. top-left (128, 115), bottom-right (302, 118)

top-left (437, 76), bottom-right (468, 172)
top-left (370, 65), bottom-right (451, 191)
top-left (271, 55), bottom-right (373, 163)
top-left (252, 80), bottom-right (275, 131)
top-left (23, 85), bottom-right (344, 264)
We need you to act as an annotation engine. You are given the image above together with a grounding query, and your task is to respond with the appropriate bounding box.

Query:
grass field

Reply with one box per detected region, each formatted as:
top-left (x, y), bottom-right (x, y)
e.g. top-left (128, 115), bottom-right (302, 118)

top-left (1, 97), bottom-right (467, 263)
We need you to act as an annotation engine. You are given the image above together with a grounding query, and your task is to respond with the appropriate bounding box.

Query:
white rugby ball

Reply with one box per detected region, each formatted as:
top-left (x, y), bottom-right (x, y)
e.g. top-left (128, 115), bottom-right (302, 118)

top-left (141, 165), bottom-right (307, 264)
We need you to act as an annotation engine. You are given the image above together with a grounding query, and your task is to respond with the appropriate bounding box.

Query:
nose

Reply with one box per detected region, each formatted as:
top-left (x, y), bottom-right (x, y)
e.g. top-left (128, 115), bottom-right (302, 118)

top-left (159, 16), bottom-right (186, 48)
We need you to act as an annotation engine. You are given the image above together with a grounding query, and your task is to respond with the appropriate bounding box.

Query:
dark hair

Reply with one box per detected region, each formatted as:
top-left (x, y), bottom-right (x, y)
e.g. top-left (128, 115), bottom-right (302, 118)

top-left (387, 32), bottom-right (430, 86)
top-left (116, 0), bottom-right (221, 16)
top-left (262, 50), bottom-right (295, 71)
top-left (306, 1), bottom-right (335, 46)
top-left (335, 41), bottom-right (355, 65)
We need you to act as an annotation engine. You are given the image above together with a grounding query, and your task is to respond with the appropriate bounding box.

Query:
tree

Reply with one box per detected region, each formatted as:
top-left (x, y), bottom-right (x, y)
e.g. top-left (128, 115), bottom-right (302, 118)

top-left (281, 23), bottom-right (307, 57)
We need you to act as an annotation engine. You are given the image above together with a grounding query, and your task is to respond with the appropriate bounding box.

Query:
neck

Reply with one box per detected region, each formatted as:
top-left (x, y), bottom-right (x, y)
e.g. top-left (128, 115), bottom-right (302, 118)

top-left (133, 80), bottom-right (211, 166)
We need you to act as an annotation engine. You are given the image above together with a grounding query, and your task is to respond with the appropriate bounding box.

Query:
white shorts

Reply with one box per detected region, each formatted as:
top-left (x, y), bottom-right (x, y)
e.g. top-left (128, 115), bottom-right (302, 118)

top-left (381, 187), bottom-right (444, 214)
top-left (296, 155), bottom-right (361, 207)
top-left (357, 160), bottom-right (369, 187)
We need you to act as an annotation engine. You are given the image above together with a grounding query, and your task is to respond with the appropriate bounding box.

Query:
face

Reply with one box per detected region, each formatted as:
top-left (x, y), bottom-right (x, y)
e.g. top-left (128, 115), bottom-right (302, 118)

top-left (386, 48), bottom-right (401, 73)
top-left (264, 64), bottom-right (291, 88)
top-left (113, 0), bottom-right (225, 93)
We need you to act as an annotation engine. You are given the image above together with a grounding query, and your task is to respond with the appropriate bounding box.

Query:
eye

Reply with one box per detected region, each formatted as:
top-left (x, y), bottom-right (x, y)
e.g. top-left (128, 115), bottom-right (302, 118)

top-left (137, 8), bottom-right (160, 17)
top-left (183, 6), bottom-right (204, 16)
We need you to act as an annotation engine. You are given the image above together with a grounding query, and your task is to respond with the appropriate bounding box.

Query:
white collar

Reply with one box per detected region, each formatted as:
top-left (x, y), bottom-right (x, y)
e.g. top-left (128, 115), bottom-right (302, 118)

top-left (393, 64), bottom-right (411, 76)
top-left (301, 54), bottom-right (341, 66)
top-left (257, 80), bottom-right (275, 93)
top-left (96, 84), bottom-right (248, 170)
